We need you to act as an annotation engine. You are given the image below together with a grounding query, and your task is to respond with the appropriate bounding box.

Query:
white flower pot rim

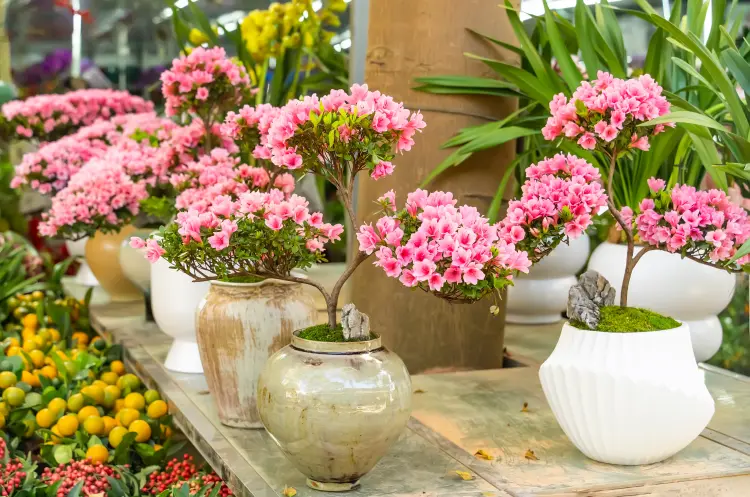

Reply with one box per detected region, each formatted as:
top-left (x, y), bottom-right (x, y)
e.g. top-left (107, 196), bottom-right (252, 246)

top-left (567, 319), bottom-right (686, 335)
top-left (291, 330), bottom-right (382, 354)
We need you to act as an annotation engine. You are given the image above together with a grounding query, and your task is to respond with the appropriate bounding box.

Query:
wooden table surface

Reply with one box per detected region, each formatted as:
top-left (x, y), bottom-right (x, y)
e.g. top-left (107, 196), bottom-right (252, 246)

top-left (65, 278), bottom-right (750, 497)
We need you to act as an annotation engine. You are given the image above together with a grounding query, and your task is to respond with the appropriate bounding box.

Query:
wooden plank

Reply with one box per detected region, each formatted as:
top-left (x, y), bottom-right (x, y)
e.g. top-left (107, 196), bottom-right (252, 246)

top-left (538, 474), bottom-right (750, 496)
top-left (411, 367), bottom-right (750, 496)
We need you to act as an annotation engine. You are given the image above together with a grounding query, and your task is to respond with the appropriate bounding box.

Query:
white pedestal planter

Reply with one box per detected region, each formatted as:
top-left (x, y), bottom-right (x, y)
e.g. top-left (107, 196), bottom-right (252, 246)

top-left (587, 242), bottom-right (735, 362)
top-left (151, 258), bottom-right (209, 374)
top-left (65, 238), bottom-right (99, 287)
top-left (540, 323), bottom-right (714, 465)
top-left (507, 236), bottom-right (590, 324)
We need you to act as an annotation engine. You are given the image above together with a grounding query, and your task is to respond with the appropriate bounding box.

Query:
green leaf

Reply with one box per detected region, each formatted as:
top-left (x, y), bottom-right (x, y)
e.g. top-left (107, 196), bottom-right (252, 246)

top-left (595, 0), bottom-right (626, 69)
top-left (641, 110), bottom-right (727, 134)
top-left (113, 432), bottom-right (138, 465)
top-left (67, 480), bottom-right (84, 497)
top-left (503, 0), bottom-right (559, 92)
top-left (721, 49), bottom-right (750, 103)
top-left (464, 53), bottom-right (555, 104)
top-left (457, 127), bottom-right (539, 154)
top-left (575, 0), bottom-right (602, 77)
top-left (413, 75), bottom-right (518, 90)
top-left (730, 239), bottom-right (750, 263)
top-left (714, 163), bottom-right (750, 180)
top-left (684, 125), bottom-right (728, 191)
top-left (648, 14), bottom-right (750, 138)
top-left (542, 0), bottom-right (583, 92)
top-left (53, 444), bottom-right (73, 465)
top-left (488, 158), bottom-right (522, 223)
top-left (187, 2), bottom-right (219, 45)
top-left (466, 28), bottom-right (524, 56)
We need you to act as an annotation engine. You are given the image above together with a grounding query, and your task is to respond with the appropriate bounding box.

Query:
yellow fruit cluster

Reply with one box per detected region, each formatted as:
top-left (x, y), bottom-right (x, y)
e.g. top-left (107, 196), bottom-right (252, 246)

top-left (0, 292), bottom-right (173, 465)
top-left (239, 0), bottom-right (345, 63)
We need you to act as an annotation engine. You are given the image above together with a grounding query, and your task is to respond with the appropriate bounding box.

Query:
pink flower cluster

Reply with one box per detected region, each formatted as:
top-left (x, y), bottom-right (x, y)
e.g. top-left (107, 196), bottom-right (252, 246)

top-left (498, 154), bottom-right (608, 253)
top-left (359, 189), bottom-right (532, 300)
top-left (160, 47), bottom-right (251, 118)
top-left (38, 150), bottom-right (148, 237)
top-left (2, 89), bottom-right (152, 141)
top-left (542, 72), bottom-right (671, 151)
top-left (265, 84), bottom-right (425, 178)
top-left (135, 189), bottom-right (342, 262)
top-left (171, 148), bottom-right (295, 213)
top-left (221, 103), bottom-right (281, 156)
top-left (623, 179), bottom-right (750, 266)
top-left (11, 113), bottom-right (174, 194)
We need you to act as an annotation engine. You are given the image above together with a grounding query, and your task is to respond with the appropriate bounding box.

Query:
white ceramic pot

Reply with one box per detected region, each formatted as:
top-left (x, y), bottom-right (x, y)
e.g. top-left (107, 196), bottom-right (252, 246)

top-left (507, 235), bottom-right (590, 324)
top-left (118, 229), bottom-right (152, 293)
top-left (151, 258), bottom-right (210, 374)
top-left (258, 332), bottom-right (412, 491)
top-left (197, 280), bottom-right (317, 428)
top-left (540, 322), bottom-right (714, 465)
top-left (587, 242), bottom-right (735, 362)
top-left (65, 238), bottom-right (99, 287)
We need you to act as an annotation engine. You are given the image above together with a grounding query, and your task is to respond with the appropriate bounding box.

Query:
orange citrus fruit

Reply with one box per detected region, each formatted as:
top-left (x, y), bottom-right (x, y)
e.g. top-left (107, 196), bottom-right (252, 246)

top-left (147, 400), bottom-right (168, 419)
top-left (57, 414), bottom-right (79, 437)
top-left (128, 420), bottom-right (151, 442)
top-left (85, 445), bottom-right (109, 463)
top-left (36, 408), bottom-right (56, 429)
top-left (108, 426), bottom-right (128, 448)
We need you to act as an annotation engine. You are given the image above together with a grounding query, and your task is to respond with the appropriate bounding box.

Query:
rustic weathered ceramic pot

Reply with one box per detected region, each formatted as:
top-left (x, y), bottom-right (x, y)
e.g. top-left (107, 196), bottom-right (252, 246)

top-left (85, 226), bottom-right (143, 302)
top-left (540, 322), bottom-right (715, 465)
top-left (196, 279), bottom-right (316, 428)
top-left (258, 332), bottom-right (412, 492)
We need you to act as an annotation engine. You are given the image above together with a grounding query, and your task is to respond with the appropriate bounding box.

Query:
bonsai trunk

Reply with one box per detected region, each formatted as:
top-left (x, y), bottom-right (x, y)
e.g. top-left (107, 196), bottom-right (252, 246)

top-left (605, 149), bottom-right (636, 308)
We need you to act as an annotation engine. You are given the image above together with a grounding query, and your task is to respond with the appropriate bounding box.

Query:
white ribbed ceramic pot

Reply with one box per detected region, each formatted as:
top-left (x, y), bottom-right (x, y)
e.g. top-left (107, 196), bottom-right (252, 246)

top-left (151, 258), bottom-right (209, 374)
top-left (587, 242), bottom-right (735, 361)
top-left (196, 280), bottom-right (317, 428)
top-left (507, 235), bottom-right (590, 324)
top-left (65, 237), bottom-right (99, 286)
top-left (540, 323), bottom-right (715, 465)
top-left (258, 332), bottom-right (412, 491)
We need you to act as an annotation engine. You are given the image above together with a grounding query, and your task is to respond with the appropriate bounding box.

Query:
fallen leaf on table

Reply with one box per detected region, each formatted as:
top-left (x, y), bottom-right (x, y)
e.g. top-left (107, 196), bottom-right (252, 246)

top-left (413, 389), bottom-right (426, 394)
top-left (521, 402), bottom-right (529, 412)
top-left (455, 470), bottom-right (474, 480)
top-left (474, 449), bottom-right (493, 460)
top-left (524, 449), bottom-right (539, 461)
top-left (282, 486), bottom-right (297, 496)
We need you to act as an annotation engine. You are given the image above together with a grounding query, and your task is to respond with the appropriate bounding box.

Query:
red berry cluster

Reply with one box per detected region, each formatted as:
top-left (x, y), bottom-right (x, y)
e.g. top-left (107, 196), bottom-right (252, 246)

top-left (0, 438), bottom-right (7, 461)
top-left (0, 459), bottom-right (26, 496)
top-left (41, 461), bottom-right (119, 497)
top-left (197, 473), bottom-right (233, 497)
top-left (142, 455), bottom-right (198, 495)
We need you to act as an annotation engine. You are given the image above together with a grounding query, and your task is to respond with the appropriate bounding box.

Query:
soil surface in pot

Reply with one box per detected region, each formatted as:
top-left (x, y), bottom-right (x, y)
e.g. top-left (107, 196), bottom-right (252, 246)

top-left (570, 306), bottom-right (681, 333)
top-left (298, 323), bottom-right (376, 342)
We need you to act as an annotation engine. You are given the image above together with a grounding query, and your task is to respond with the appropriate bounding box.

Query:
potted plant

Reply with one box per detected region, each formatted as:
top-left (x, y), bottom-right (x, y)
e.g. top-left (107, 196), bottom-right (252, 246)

top-left (249, 84), bottom-right (598, 490)
top-left (415, 0), bottom-right (749, 354)
top-left (536, 72), bottom-right (750, 465)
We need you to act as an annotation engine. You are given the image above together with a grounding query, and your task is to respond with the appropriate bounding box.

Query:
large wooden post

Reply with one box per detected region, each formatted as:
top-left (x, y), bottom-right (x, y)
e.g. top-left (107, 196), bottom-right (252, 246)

top-left (350, 0), bottom-right (520, 373)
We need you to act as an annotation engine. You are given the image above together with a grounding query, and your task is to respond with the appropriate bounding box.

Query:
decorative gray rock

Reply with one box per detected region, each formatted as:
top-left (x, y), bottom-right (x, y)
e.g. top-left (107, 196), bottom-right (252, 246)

top-left (567, 270), bottom-right (616, 329)
top-left (342, 303), bottom-right (370, 340)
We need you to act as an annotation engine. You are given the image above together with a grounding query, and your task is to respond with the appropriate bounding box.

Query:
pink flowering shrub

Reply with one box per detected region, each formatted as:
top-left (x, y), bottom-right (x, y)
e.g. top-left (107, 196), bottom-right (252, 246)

top-left (221, 103), bottom-right (281, 160)
top-left (1, 89), bottom-right (152, 142)
top-left (265, 84), bottom-right (425, 190)
top-left (541, 71), bottom-right (671, 152)
top-left (11, 113), bottom-right (175, 194)
top-left (38, 151), bottom-right (148, 239)
top-left (497, 153), bottom-right (608, 262)
top-left (622, 179), bottom-right (750, 267)
top-left (160, 47), bottom-right (252, 121)
top-left (134, 189), bottom-right (343, 280)
top-left (360, 189), bottom-right (532, 302)
top-left (171, 148), bottom-right (295, 213)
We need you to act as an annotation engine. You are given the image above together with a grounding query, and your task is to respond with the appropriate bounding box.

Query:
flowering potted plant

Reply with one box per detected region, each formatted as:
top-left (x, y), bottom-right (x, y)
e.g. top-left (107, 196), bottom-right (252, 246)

top-left (537, 73), bottom-right (750, 465)
top-left (1, 89), bottom-right (152, 142)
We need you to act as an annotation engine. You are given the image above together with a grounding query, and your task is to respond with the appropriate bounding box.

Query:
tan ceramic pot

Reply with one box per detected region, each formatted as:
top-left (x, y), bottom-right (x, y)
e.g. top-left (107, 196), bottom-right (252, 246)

top-left (85, 226), bottom-right (143, 302)
top-left (258, 332), bottom-right (412, 492)
top-left (196, 280), bottom-right (316, 428)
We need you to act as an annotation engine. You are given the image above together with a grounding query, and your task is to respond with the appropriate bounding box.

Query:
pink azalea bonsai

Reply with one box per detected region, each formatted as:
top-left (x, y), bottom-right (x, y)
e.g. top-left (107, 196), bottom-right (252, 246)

top-left (542, 72), bottom-right (750, 313)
